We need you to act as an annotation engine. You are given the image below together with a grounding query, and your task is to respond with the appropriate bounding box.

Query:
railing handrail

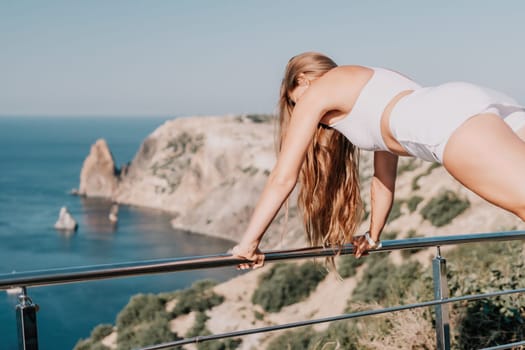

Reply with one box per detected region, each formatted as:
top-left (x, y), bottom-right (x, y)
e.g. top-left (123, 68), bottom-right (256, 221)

top-left (1, 230), bottom-right (524, 290)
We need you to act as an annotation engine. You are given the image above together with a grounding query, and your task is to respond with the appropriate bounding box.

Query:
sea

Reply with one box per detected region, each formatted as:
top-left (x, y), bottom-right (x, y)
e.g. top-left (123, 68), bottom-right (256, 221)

top-left (0, 116), bottom-right (240, 350)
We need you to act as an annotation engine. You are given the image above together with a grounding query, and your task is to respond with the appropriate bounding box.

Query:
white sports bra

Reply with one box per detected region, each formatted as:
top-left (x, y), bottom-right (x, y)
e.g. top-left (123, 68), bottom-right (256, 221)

top-left (329, 67), bottom-right (422, 151)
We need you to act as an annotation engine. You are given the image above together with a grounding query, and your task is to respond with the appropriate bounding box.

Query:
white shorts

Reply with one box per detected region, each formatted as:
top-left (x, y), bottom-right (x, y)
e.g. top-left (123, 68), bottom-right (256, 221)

top-left (389, 82), bottom-right (525, 163)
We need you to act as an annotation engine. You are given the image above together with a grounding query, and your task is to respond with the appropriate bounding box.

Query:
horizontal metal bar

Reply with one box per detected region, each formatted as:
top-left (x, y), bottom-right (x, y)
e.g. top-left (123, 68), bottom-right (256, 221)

top-left (480, 340), bottom-right (525, 350)
top-left (1, 230), bottom-right (524, 290)
top-left (138, 287), bottom-right (525, 350)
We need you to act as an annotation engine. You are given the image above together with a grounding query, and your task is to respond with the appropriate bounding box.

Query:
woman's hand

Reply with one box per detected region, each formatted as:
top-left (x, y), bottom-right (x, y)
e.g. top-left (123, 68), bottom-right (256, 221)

top-left (231, 244), bottom-right (265, 270)
top-left (352, 235), bottom-right (373, 259)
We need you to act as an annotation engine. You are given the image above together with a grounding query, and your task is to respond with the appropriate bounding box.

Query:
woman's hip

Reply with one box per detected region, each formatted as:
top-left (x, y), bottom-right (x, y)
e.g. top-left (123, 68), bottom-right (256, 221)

top-left (389, 82), bottom-right (525, 163)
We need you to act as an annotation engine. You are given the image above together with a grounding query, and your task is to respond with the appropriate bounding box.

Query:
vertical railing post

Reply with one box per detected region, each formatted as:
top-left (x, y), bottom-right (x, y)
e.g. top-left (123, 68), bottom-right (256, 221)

top-left (16, 287), bottom-right (39, 350)
top-left (433, 247), bottom-right (451, 350)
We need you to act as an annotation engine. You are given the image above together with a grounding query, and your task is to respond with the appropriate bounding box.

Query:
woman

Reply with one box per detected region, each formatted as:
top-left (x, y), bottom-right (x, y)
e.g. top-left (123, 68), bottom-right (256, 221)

top-left (232, 52), bottom-right (525, 268)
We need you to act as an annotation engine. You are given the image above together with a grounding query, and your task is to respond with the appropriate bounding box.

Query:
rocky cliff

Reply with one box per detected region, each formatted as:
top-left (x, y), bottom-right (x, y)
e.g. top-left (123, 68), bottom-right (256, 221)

top-left (78, 115), bottom-right (306, 248)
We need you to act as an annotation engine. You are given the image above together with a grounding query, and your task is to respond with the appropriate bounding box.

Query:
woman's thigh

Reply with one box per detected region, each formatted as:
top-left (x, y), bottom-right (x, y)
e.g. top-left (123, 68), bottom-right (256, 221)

top-left (442, 113), bottom-right (525, 218)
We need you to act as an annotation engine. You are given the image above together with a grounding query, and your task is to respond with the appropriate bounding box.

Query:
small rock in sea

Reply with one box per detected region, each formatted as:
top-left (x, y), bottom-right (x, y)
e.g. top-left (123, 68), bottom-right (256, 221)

top-left (54, 206), bottom-right (78, 232)
top-left (109, 204), bottom-right (119, 223)
top-left (70, 188), bottom-right (80, 195)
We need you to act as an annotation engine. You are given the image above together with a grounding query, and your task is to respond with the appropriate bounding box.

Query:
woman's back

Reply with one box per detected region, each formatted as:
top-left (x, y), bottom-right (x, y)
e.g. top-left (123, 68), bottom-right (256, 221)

top-left (327, 66), bottom-right (422, 151)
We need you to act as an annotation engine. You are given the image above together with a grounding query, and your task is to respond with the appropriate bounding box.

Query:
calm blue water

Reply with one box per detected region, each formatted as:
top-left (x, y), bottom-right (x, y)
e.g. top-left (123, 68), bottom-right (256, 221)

top-left (0, 116), bottom-right (239, 350)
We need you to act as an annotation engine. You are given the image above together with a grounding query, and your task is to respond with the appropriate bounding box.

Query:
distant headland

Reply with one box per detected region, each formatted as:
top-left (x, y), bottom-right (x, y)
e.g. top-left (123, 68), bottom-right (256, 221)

top-left (75, 114), bottom-right (306, 249)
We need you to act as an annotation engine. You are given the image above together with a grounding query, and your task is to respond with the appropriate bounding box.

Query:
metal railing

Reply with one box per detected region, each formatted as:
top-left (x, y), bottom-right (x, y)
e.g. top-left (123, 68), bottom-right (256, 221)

top-left (1, 230), bottom-right (525, 350)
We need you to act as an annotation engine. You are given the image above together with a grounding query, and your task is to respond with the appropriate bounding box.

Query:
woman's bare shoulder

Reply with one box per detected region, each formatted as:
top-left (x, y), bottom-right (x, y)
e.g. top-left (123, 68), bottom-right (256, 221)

top-left (304, 65), bottom-right (374, 112)
top-left (312, 65), bottom-right (374, 95)
top-left (324, 65), bottom-right (374, 80)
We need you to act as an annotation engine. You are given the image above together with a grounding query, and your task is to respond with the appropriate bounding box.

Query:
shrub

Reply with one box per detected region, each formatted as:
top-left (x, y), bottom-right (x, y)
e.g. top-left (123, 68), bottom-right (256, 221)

top-left (419, 190), bottom-right (469, 227)
top-left (314, 321), bottom-right (361, 349)
top-left (78, 280), bottom-right (226, 350)
top-left (382, 231), bottom-right (399, 240)
top-left (165, 131), bottom-right (205, 154)
top-left (266, 326), bottom-right (316, 350)
top-left (186, 311), bottom-right (209, 337)
top-left (447, 242), bottom-right (525, 348)
top-left (407, 195), bottom-right (424, 213)
top-left (252, 262), bottom-right (328, 312)
top-left (360, 307), bottom-right (435, 349)
top-left (455, 297), bottom-right (525, 349)
top-left (254, 310), bottom-right (264, 320)
top-left (116, 293), bottom-right (168, 329)
top-left (91, 324), bottom-right (114, 342)
top-left (240, 166), bottom-right (258, 176)
top-left (73, 339), bottom-right (95, 350)
top-left (267, 322), bottom-right (360, 350)
top-left (337, 254), bottom-right (366, 278)
top-left (170, 280), bottom-right (224, 317)
top-left (245, 114), bottom-right (274, 123)
top-left (351, 255), bottom-right (422, 305)
top-left (117, 315), bottom-right (178, 350)
top-left (116, 288), bottom-right (198, 350)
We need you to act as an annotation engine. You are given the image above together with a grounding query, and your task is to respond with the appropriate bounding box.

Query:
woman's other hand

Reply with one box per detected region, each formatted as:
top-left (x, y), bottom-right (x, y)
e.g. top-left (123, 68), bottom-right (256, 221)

top-left (352, 235), bottom-right (372, 259)
top-left (231, 244), bottom-right (265, 270)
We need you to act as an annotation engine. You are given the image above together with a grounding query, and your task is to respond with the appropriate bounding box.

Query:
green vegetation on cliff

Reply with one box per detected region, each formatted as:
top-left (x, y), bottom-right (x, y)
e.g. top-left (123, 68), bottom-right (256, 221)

top-left (265, 241), bottom-right (524, 349)
top-left (167, 280), bottom-right (224, 316)
top-left (420, 190), bottom-right (470, 227)
top-left (448, 241), bottom-right (525, 348)
top-left (74, 280), bottom-right (228, 350)
top-left (267, 322), bottom-right (361, 350)
top-left (115, 293), bottom-right (177, 350)
top-left (77, 240), bottom-right (524, 349)
top-left (252, 261), bottom-right (328, 312)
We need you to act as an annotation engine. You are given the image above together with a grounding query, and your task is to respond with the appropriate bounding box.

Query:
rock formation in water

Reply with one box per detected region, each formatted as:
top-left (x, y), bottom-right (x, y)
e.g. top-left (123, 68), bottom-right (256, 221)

top-left (78, 139), bottom-right (119, 198)
top-left (54, 206), bottom-right (78, 232)
top-left (108, 203), bottom-right (119, 223)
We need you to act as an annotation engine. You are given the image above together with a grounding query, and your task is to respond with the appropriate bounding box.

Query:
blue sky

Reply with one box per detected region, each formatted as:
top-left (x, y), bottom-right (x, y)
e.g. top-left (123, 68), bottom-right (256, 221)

top-left (1, 0), bottom-right (524, 117)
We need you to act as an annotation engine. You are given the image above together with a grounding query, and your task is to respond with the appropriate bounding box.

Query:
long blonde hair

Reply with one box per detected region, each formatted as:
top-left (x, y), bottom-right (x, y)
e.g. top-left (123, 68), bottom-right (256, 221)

top-left (278, 52), bottom-right (362, 248)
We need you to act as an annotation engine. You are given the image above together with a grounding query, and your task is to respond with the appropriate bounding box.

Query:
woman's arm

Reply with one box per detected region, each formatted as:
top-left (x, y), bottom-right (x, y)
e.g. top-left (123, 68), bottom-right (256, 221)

top-left (233, 69), bottom-right (353, 269)
top-left (370, 151), bottom-right (398, 240)
top-left (354, 151), bottom-right (398, 258)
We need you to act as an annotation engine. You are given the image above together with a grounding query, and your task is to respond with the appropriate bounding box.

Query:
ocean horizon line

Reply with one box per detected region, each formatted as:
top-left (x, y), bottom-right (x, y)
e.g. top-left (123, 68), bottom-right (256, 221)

top-left (0, 111), bottom-right (275, 119)
top-left (0, 114), bottom-right (179, 119)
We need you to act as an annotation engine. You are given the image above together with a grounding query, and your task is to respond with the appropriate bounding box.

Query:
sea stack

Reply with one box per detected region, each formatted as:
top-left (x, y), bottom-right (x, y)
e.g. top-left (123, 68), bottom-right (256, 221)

top-left (78, 139), bottom-right (119, 198)
top-left (54, 206), bottom-right (78, 232)
top-left (109, 203), bottom-right (119, 223)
